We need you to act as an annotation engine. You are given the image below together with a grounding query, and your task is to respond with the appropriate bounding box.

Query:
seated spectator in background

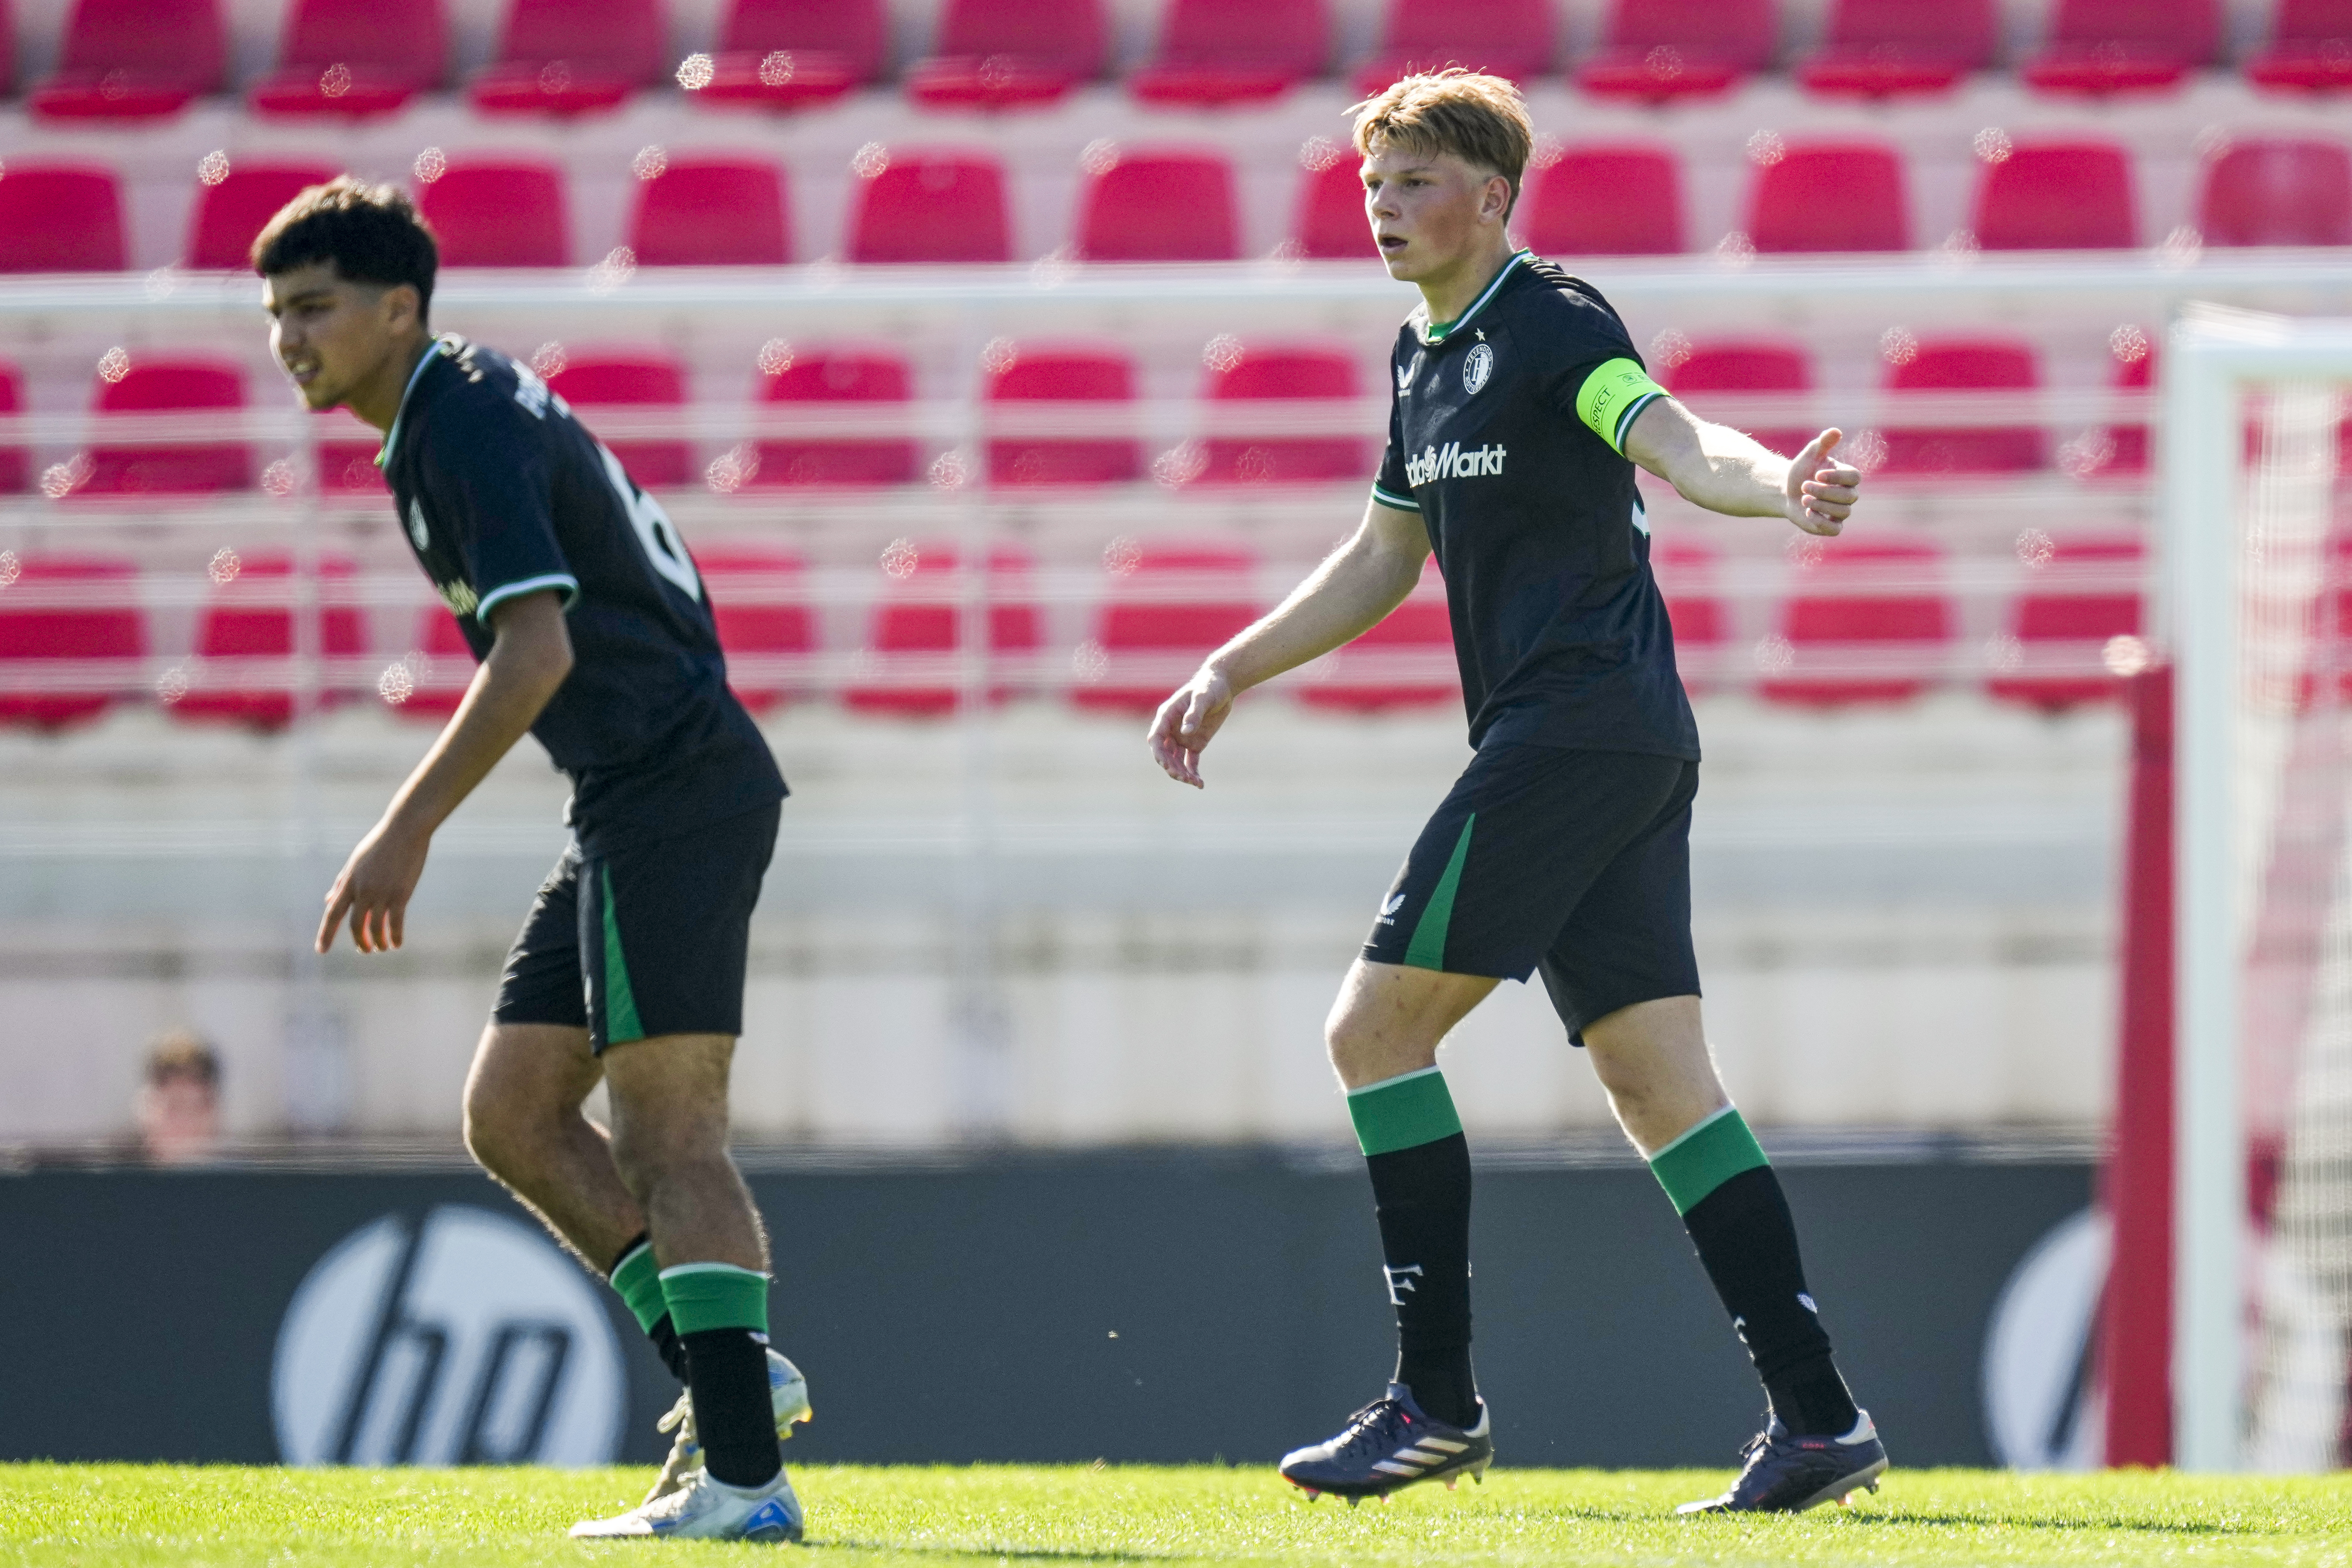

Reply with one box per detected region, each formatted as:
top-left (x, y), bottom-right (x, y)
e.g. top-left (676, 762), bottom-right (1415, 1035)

top-left (137, 1032), bottom-right (222, 1165)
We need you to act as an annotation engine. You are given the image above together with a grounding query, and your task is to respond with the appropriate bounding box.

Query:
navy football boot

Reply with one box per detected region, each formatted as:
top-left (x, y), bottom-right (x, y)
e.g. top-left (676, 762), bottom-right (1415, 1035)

top-left (1677, 1411), bottom-right (1888, 1515)
top-left (1279, 1383), bottom-right (1494, 1503)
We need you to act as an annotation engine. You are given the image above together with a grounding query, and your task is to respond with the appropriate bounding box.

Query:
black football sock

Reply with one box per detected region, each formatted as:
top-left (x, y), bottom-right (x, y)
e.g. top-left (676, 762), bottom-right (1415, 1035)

top-left (663, 1264), bottom-right (783, 1488)
top-left (606, 1234), bottom-right (689, 1382)
top-left (1651, 1109), bottom-right (1860, 1438)
top-left (1349, 1068), bottom-right (1479, 1428)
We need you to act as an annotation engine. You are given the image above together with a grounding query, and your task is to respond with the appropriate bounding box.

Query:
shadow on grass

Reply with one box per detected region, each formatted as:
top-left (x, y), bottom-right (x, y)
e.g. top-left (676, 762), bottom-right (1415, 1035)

top-left (810, 1543), bottom-right (1171, 1562)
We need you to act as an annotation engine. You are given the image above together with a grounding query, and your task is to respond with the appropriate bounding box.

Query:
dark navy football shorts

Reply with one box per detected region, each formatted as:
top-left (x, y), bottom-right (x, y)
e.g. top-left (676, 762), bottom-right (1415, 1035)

top-left (1361, 745), bottom-right (1700, 1044)
top-left (494, 803), bottom-right (779, 1054)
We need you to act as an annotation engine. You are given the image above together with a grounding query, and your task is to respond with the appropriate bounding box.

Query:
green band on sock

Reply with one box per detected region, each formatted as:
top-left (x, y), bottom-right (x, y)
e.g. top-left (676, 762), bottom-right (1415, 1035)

top-left (1347, 1067), bottom-right (1463, 1157)
top-left (610, 1242), bottom-right (668, 1335)
top-left (1648, 1106), bottom-right (1769, 1215)
top-left (659, 1262), bottom-right (771, 1336)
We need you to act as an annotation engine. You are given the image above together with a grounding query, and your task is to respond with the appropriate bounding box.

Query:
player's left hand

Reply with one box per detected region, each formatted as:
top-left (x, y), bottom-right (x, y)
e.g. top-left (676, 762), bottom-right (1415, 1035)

top-left (317, 816), bottom-right (431, 953)
top-left (1786, 428), bottom-right (1860, 536)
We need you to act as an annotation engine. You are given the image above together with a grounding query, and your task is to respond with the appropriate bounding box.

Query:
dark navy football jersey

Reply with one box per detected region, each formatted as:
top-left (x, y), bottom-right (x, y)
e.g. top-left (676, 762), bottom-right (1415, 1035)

top-left (1374, 251), bottom-right (1699, 760)
top-left (380, 335), bottom-right (785, 851)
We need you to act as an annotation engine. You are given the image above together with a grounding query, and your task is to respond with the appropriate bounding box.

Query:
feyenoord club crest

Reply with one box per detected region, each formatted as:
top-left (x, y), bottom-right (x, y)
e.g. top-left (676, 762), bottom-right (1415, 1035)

top-left (1462, 343), bottom-right (1494, 395)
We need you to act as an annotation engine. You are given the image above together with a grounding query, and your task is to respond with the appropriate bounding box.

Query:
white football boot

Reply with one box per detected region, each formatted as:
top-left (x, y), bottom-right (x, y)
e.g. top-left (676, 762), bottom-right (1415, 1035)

top-left (644, 1348), bottom-right (812, 1505)
top-left (571, 1465), bottom-right (804, 1542)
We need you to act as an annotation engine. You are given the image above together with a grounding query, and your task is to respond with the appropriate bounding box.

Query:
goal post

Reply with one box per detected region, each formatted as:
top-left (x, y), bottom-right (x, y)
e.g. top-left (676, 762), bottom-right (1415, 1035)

top-left (2162, 306), bottom-right (2352, 1472)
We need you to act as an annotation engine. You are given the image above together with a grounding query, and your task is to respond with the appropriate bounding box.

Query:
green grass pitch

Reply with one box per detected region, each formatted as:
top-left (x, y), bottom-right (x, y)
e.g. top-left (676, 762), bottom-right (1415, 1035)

top-left (6, 1463), bottom-right (2349, 1566)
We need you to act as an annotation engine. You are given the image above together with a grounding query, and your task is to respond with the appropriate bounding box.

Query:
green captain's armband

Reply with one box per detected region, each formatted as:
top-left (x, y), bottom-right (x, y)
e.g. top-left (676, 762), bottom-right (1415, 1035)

top-left (1575, 357), bottom-right (1670, 457)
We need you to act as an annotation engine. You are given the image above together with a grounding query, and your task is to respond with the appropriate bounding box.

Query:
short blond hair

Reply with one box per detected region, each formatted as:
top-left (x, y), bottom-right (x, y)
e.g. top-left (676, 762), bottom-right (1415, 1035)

top-left (1349, 70), bottom-right (1534, 218)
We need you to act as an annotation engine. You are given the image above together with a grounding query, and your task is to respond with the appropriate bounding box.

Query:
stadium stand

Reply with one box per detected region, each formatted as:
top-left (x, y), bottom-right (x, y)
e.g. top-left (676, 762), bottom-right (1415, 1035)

top-left (0, 164), bottom-right (125, 273)
top-left (1074, 540), bottom-right (1259, 712)
top-left (1987, 536), bottom-right (2142, 710)
top-left (1880, 338), bottom-right (2046, 474)
top-left (248, 0), bottom-right (449, 118)
top-left (1797, 0), bottom-right (1997, 97)
top-left (416, 158), bottom-right (569, 266)
top-left (845, 542), bottom-right (1043, 716)
top-left (1197, 344), bottom-right (1364, 484)
top-left (751, 348), bottom-right (919, 487)
top-left (1520, 146), bottom-right (1684, 256)
top-left (2102, 329), bottom-right (2155, 474)
top-left (82, 358), bottom-right (252, 496)
top-left (391, 605), bottom-right (473, 720)
top-left (187, 159), bottom-right (340, 270)
top-left (546, 352), bottom-right (692, 489)
top-left (0, 365), bottom-right (23, 495)
top-left (29, 0), bottom-right (226, 121)
top-left (695, 544), bottom-right (815, 713)
top-left (2020, 0), bottom-right (2220, 95)
top-left (847, 149), bottom-right (1012, 263)
top-left (171, 552), bottom-right (367, 730)
top-left (1762, 537), bottom-right (1953, 706)
top-left (904, 0), bottom-right (1108, 110)
top-left (1297, 562), bottom-right (1456, 710)
top-left (1662, 341), bottom-right (1815, 458)
top-left (983, 347), bottom-right (1143, 487)
top-left (1128, 0), bottom-right (1330, 108)
top-left (468, 0), bottom-right (666, 115)
top-left (1349, 0), bottom-right (1557, 95)
top-left (1652, 538), bottom-right (1729, 695)
top-left (0, 554), bottom-right (145, 731)
top-left (1576, 0), bottom-right (1777, 101)
top-left (2246, 0), bottom-right (2352, 91)
top-left (1074, 150), bottom-right (1240, 262)
top-left (1971, 140), bottom-right (2138, 250)
top-left (1743, 140), bottom-right (1910, 253)
top-left (2197, 138), bottom-right (2352, 246)
top-left (628, 155), bottom-right (792, 266)
top-left (1294, 145), bottom-right (1372, 259)
top-left (314, 409), bottom-right (386, 493)
top-left (685, 0), bottom-right (885, 110)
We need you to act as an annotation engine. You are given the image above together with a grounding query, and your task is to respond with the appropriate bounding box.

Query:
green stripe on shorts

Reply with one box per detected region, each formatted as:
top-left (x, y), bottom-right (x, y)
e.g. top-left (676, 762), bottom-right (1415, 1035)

top-left (599, 863), bottom-right (644, 1046)
top-left (1404, 815), bottom-right (1475, 970)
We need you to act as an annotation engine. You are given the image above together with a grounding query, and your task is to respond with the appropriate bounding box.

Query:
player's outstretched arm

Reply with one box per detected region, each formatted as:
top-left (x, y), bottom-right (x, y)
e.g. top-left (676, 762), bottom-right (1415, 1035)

top-left (1621, 396), bottom-right (1859, 537)
top-left (318, 590), bottom-right (575, 954)
top-left (1148, 499), bottom-right (1429, 788)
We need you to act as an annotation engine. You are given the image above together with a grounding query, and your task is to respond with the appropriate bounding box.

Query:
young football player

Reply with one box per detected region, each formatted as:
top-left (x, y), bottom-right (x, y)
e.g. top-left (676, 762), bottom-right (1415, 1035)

top-left (257, 178), bottom-right (806, 1542)
top-left (1146, 73), bottom-right (1886, 1514)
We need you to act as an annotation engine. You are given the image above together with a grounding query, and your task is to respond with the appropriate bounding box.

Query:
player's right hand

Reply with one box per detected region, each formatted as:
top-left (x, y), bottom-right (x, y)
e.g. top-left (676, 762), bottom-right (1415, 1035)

top-left (1786, 428), bottom-right (1860, 536)
top-left (317, 815), bottom-right (431, 953)
top-left (1148, 667), bottom-right (1234, 789)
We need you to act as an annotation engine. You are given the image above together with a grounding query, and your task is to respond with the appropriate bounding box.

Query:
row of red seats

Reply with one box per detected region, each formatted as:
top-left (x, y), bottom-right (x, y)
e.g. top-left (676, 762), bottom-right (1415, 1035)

top-left (10, 0), bottom-right (2352, 122)
top-left (0, 326), bottom-right (2166, 502)
top-left (0, 533), bottom-right (2149, 734)
top-left (8, 129), bottom-right (2345, 279)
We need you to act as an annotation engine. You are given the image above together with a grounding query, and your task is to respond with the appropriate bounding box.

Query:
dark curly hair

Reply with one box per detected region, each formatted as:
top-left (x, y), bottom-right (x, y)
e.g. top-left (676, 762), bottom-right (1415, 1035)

top-left (252, 175), bottom-right (439, 323)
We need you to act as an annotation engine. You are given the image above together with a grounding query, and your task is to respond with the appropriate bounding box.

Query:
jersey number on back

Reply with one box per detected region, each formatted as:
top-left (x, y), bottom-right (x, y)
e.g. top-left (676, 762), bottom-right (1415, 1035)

top-left (596, 443), bottom-right (701, 602)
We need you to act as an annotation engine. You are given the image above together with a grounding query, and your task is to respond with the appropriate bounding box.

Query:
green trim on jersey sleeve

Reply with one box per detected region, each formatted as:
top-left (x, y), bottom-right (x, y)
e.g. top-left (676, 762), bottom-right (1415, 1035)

top-left (1371, 483), bottom-right (1421, 512)
top-left (1574, 358), bottom-right (1670, 456)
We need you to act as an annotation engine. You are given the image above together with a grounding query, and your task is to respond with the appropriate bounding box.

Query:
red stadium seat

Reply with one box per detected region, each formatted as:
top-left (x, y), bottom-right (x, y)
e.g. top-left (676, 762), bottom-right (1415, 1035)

top-left (2101, 331), bottom-right (2155, 474)
top-left (2199, 138), bottom-right (2352, 245)
top-left (905, 0), bottom-right (1108, 109)
top-left (848, 151), bottom-right (1012, 264)
top-left (1520, 146), bottom-right (1683, 256)
top-left (469, 0), bottom-right (664, 115)
top-left (629, 157), bottom-right (790, 266)
top-left (752, 349), bottom-right (918, 487)
top-left (1880, 339), bottom-right (2044, 475)
top-left (690, 0), bottom-right (885, 110)
top-left (548, 354), bottom-right (691, 489)
top-left (0, 554), bottom-right (145, 731)
top-left (1576, 0), bottom-right (1776, 101)
top-left (0, 165), bottom-right (127, 273)
top-left (390, 604), bottom-right (473, 720)
top-left (1799, 0), bottom-right (1994, 96)
top-left (1988, 537), bottom-right (2144, 710)
top-left (1075, 151), bottom-right (1239, 262)
top-left (845, 543), bottom-right (1043, 715)
top-left (417, 160), bottom-right (568, 267)
top-left (30, 0), bottom-right (225, 120)
top-left (315, 408), bottom-right (385, 492)
top-left (985, 348), bottom-right (1142, 487)
top-left (1300, 561), bottom-right (1456, 711)
top-left (2248, 0), bottom-right (2352, 91)
top-left (1074, 542), bottom-right (1259, 713)
top-left (171, 552), bottom-right (367, 730)
top-left (83, 357), bottom-right (253, 496)
top-left (1198, 345), bottom-right (1366, 485)
top-left (1128, 0), bottom-right (1329, 108)
top-left (1744, 142), bottom-right (1909, 253)
top-left (1351, 0), bottom-right (1556, 95)
top-left (186, 159), bottom-right (339, 269)
top-left (1760, 538), bottom-right (1953, 706)
top-left (0, 366), bottom-right (25, 495)
top-left (697, 546), bottom-right (815, 713)
top-left (249, 0), bottom-right (447, 117)
top-left (1664, 341), bottom-right (1815, 459)
top-left (1652, 537), bottom-right (1729, 692)
top-left (1295, 147), bottom-right (1372, 259)
top-left (2023, 0), bottom-right (2218, 93)
top-left (1972, 141), bottom-right (2137, 250)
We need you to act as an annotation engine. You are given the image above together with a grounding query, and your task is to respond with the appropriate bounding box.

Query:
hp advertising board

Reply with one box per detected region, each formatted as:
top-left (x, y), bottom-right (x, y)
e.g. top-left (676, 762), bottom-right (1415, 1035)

top-left (273, 1204), bottom-right (625, 1465)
